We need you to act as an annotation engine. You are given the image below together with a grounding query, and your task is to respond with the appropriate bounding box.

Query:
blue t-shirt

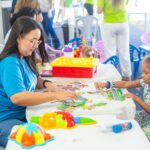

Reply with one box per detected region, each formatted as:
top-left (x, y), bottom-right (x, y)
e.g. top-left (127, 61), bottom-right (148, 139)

top-left (0, 55), bottom-right (37, 121)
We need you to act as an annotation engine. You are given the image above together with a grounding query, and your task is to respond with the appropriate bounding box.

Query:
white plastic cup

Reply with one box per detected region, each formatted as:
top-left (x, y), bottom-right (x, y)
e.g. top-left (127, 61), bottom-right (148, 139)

top-left (63, 46), bottom-right (74, 58)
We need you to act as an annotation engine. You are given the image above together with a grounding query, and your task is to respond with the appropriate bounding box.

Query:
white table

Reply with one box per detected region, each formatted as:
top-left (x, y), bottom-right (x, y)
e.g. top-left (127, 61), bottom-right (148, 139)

top-left (6, 115), bottom-right (150, 150)
top-left (27, 63), bottom-right (136, 120)
top-left (34, 63), bottom-right (135, 120)
top-left (26, 91), bottom-right (135, 121)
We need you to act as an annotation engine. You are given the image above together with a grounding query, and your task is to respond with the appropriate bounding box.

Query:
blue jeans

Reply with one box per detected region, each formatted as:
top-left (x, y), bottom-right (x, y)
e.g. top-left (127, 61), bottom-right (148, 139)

top-left (42, 11), bottom-right (61, 49)
top-left (0, 119), bottom-right (25, 147)
top-left (84, 3), bottom-right (94, 15)
top-left (11, 0), bottom-right (17, 13)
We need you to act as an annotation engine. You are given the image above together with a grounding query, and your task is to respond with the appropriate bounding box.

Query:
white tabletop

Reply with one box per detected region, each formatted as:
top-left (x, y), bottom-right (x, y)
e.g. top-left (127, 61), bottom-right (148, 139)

top-left (5, 64), bottom-right (148, 150)
top-left (35, 63), bottom-right (135, 120)
top-left (26, 63), bottom-right (135, 121)
top-left (26, 91), bottom-right (135, 121)
top-left (6, 115), bottom-right (150, 150)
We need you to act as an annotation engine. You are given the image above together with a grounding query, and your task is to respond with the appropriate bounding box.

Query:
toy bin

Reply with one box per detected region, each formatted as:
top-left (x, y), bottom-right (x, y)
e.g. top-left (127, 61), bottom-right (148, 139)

top-left (50, 57), bottom-right (99, 78)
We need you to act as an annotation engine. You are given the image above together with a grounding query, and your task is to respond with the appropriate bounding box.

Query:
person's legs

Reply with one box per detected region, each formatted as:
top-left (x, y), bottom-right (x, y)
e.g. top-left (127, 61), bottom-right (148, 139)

top-left (101, 23), bottom-right (117, 58)
top-left (117, 22), bottom-right (131, 78)
top-left (0, 119), bottom-right (25, 147)
top-left (42, 12), bottom-right (52, 45)
top-left (49, 10), bottom-right (61, 49)
top-left (84, 3), bottom-right (94, 15)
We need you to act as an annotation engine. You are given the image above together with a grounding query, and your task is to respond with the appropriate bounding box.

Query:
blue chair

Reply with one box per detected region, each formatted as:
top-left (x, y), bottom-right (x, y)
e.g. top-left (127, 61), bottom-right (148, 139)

top-left (129, 44), bottom-right (142, 79)
top-left (67, 37), bottom-right (82, 47)
top-left (103, 55), bottom-right (119, 69)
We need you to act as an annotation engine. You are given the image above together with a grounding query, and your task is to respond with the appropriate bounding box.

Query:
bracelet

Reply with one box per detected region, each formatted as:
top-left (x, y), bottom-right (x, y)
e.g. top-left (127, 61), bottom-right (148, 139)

top-left (43, 80), bottom-right (52, 88)
top-left (140, 79), bottom-right (144, 87)
top-left (106, 81), bottom-right (111, 89)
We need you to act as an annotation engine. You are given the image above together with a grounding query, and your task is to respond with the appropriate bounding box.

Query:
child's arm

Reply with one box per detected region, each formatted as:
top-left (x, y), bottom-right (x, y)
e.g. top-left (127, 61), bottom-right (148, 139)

top-left (95, 80), bottom-right (141, 89)
top-left (125, 93), bottom-right (150, 114)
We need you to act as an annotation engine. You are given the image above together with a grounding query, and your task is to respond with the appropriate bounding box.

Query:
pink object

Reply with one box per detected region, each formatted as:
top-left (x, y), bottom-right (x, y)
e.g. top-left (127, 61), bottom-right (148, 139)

top-left (141, 32), bottom-right (150, 45)
top-left (45, 43), bottom-right (64, 61)
top-left (41, 70), bottom-right (52, 77)
top-left (94, 40), bottom-right (106, 62)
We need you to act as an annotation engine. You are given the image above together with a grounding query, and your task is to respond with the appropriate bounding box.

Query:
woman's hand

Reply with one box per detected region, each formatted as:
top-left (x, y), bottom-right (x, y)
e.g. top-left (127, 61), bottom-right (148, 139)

top-left (46, 83), bottom-right (65, 92)
top-left (94, 82), bottom-right (107, 89)
top-left (53, 91), bottom-right (78, 102)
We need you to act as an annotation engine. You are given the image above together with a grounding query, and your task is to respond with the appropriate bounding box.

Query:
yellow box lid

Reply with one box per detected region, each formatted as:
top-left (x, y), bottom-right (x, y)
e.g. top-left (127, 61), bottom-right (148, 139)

top-left (50, 57), bottom-right (99, 68)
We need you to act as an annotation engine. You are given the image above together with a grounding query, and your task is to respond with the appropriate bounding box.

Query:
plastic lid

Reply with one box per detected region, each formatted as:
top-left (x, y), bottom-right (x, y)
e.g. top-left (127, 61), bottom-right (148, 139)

top-left (112, 124), bottom-right (122, 133)
top-left (64, 46), bottom-right (73, 52)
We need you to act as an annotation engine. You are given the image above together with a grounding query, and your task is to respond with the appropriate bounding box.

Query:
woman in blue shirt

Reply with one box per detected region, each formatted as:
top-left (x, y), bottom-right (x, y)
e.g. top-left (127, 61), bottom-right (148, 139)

top-left (0, 16), bottom-right (77, 147)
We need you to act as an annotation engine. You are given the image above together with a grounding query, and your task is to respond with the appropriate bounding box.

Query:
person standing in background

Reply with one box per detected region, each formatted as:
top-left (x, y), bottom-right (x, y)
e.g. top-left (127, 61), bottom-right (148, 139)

top-left (10, 0), bottom-right (17, 17)
top-left (57, 0), bottom-right (73, 20)
top-left (15, 0), bottom-right (43, 23)
top-left (39, 0), bottom-right (61, 49)
top-left (84, 0), bottom-right (96, 15)
top-left (97, 0), bottom-right (131, 81)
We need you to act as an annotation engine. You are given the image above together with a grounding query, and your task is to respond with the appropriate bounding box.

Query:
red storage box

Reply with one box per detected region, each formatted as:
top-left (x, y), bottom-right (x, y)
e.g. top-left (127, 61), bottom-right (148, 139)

top-left (52, 67), bottom-right (97, 78)
top-left (51, 57), bottom-right (99, 78)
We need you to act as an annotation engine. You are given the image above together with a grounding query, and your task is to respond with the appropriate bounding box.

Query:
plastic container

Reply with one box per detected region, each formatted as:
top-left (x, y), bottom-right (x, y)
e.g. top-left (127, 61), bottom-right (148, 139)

top-left (112, 122), bottom-right (132, 133)
top-left (52, 67), bottom-right (97, 78)
top-left (63, 45), bottom-right (74, 58)
top-left (51, 57), bottom-right (99, 78)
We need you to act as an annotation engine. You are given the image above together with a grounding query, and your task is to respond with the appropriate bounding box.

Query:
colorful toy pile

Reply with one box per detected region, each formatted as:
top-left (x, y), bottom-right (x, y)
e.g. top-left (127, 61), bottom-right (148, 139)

top-left (67, 36), bottom-right (86, 57)
top-left (9, 123), bottom-right (53, 148)
top-left (30, 111), bottom-right (96, 130)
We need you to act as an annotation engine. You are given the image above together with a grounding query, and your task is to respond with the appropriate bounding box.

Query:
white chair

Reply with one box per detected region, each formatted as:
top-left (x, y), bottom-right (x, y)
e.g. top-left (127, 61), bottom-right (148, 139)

top-left (75, 15), bottom-right (99, 45)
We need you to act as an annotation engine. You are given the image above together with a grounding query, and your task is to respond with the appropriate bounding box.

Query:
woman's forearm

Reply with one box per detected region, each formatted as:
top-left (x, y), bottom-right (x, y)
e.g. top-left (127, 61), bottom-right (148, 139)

top-left (10, 91), bottom-right (57, 106)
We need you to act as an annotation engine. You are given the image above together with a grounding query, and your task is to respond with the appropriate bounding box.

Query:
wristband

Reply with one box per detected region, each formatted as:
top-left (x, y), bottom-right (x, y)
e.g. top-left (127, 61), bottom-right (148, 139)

top-left (106, 81), bottom-right (111, 89)
top-left (43, 80), bottom-right (52, 88)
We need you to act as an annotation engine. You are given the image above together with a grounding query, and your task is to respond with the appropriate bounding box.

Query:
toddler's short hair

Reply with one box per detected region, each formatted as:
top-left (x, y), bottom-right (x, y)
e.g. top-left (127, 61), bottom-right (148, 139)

top-left (143, 56), bottom-right (150, 64)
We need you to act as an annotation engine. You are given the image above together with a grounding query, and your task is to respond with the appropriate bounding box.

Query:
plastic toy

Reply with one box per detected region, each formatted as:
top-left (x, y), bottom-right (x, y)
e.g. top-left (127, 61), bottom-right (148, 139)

top-left (112, 122), bottom-right (132, 133)
top-left (50, 57), bottom-right (99, 78)
top-left (100, 122), bottom-right (133, 133)
top-left (63, 45), bottom-right (74, 58)
top-left (9, 123), bottom-right (54, 148)
top-left (107, 88), bottom-right (125, 101)
top-left (36, 63), bottom-right (52, 77)
top-left (57, 95), bottom-right (88, 110)
top-left (30, 111), bottom-right (96, 130)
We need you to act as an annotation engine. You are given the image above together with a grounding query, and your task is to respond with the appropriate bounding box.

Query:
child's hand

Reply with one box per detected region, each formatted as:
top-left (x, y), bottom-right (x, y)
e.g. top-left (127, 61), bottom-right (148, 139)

top-left (94, 82), bottom-right (107, 89)
top-left (124, 92), bottom-right (138, 101)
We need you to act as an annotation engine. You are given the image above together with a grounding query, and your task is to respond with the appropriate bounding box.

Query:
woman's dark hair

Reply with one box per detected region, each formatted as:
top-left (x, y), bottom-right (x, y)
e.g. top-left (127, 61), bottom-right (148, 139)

top-left (10, 7), bottom-right (37, 26)
top-left (0, 16), bottom-right (49, 76)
